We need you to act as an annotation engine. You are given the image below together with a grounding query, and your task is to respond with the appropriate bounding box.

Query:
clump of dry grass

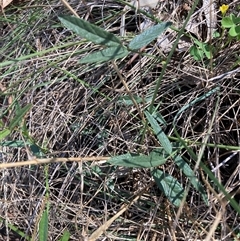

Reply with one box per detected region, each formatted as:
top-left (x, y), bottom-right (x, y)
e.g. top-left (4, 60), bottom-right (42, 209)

top-left (0, 0), bottom-right (240, 240)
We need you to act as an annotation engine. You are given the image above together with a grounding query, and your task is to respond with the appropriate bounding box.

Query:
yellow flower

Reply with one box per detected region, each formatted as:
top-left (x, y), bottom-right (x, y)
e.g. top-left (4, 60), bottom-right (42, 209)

top-left (219, 4), bottom-right (229, 15)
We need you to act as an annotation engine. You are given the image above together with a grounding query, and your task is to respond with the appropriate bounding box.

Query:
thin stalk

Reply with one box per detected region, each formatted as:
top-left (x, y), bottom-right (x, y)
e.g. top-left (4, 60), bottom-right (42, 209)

top-left (140, 0), bottom-right (201, 144)
top-left (0, 41), bottom-right (85, 68)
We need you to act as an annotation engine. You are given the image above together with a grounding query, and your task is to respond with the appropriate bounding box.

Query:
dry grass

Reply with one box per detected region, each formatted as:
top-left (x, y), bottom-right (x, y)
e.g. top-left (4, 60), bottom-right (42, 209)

top-left (0, 0), bottom-right (240, 240)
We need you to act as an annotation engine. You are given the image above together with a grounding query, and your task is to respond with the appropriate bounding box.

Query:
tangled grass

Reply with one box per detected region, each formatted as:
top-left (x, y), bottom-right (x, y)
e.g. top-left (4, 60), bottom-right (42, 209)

top-left (0, 0), bottom-right (240, 240)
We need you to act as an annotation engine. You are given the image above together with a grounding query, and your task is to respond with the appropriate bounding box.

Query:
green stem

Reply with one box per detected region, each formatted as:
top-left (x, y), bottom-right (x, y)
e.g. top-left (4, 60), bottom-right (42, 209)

top-left (0, 41), bottom-right (85, 68)
top-left (140, 0), bottom-right (201, 145)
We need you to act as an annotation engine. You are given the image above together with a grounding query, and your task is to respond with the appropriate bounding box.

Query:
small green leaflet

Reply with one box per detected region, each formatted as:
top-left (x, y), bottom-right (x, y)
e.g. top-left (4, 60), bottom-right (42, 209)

top-left (221, 16), bottom-right (234, 28)
top-left (229, 25), bottom-right (240, 37)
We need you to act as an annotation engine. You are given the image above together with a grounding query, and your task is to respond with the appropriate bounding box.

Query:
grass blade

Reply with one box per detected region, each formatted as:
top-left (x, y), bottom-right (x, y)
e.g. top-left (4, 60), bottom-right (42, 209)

top-left (59, 230), bottom-right (70, 241)
top-left (0, 129), bottom-right (11, 141)
top-left (39, 209), bottom-right (48, 241)
top-left (4, 222), bottom-right (31, 241)
top-left (8, 104), bottom-right (32, 131)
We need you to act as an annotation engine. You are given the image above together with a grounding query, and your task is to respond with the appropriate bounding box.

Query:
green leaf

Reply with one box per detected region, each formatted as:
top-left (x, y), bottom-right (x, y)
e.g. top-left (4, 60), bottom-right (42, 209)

top-left (118, 95), bottom-right (144, 105)
top-left (0, 129), bottom-right (11, 141)
top-left (150, 148), bottom-right (169, 162)
top-left (229, 25), bottom-right (240, 37)
top-left (30, 144), bottom-right (46, 158)
top-left (202, 43), bottom-right (211, 59)
top-left (8, 104), bottom-right (32, 131)
top-left (15, 100), bottom-right (22, 116)
top-left (0, 140), bottom-right (30, 147)
top-left (145, 111), bottom-right (172, 154)
top-left (213, 31), bottom-right (220, 38)
top-left (174, 155), bottom-right (208, 205)
top-left (231, 14), bottom-right (240, 25)
top-left (79, 46), bottom-right (129, 63)
top-left (59, 15), bottom-right (121, 47)
top-left (39, 209), bottom-right (48, 241)
top-left (190, 45), bottom-right (204, 61)
top-left (128, 22), bottom-right (172, 50)
top-left (152, 169), bottom-right (184, 207)
top-left (150, 108), bottom-right (167, 126)
top-left (59, 230), bottom-right (70, 241)
top-left (193, 39), bottom-right (204, 48)
top-left (108, 151), bottom-right (168, 168)
top-left (221, 16), bottom-right (233, 28)
top-left (117, 95), bottom-right (152, 105)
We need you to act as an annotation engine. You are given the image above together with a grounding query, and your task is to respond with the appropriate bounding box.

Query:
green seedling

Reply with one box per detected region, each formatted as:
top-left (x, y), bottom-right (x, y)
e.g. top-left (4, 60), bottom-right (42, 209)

top-left (58, 14), bottom-right (210, 207)
top-left (58, 15), bottom-right (172, 64)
